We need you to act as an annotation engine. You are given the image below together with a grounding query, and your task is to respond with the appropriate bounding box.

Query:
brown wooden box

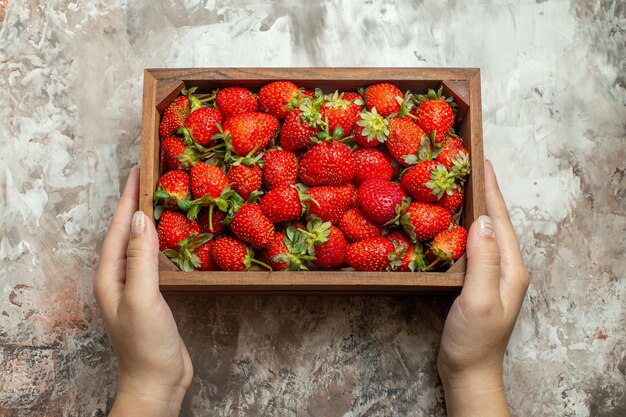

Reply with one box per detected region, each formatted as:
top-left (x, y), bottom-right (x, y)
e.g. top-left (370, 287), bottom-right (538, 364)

top-left (139, 68), bottom-right (485, 294)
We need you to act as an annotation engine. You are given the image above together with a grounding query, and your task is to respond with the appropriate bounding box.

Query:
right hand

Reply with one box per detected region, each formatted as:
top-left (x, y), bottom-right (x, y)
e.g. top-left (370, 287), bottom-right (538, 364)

top-left (437, 160), bottom-right (529, 416)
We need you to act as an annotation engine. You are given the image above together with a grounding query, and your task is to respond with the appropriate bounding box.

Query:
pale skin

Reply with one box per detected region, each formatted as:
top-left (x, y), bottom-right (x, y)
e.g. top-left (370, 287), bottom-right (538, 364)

top-left (94, 160), bottom-right (529, 416)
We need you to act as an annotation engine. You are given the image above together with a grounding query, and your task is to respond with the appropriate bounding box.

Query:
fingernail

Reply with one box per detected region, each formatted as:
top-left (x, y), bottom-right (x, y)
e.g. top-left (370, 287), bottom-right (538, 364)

top-left (478, 215), bottom-right (494, 237)
top-left (131, 211), bottom-right (145, 235)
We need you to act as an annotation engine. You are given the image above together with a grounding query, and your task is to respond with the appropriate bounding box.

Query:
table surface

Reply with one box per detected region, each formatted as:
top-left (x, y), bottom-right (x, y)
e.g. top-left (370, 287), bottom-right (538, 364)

top-left (0, 1), bottom-right (624, 416)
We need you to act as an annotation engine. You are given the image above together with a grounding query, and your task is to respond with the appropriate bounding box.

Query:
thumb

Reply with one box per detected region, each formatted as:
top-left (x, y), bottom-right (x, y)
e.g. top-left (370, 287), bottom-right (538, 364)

top-left (125, 210), bottom-right (161, 298)
top-left (461, 215), bottom-right (502, 304)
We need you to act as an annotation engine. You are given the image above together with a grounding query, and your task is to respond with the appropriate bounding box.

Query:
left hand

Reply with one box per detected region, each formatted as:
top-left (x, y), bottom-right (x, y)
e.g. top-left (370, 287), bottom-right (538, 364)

top-left (94, 167), bottom-right (193, 417)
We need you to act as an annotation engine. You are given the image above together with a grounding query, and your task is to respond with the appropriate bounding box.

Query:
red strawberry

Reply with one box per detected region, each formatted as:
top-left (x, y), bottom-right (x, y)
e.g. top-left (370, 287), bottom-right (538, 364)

top-left (431, 225), bottom-right (468, 262)
top-left (262, 149), bottom-right (299, 190)
top-left (162, 232), bottom-right (213, 271)
top-left (221, 112), bottom-right (279, 156)
top-left (353, 148), bottom-right (393, 185)
top-left (216, 87), bottom-right (259, 120)
top-left (401, 202), bottom-right (451, 241)
top-left (357, 179), bottom-right (406, 225)
top-left (338, 207), bottom-right (382, 242)
top-left (182, 107), bottom-right (222, 146)
top-left (190, 162), bottom-right (229, 199)
top-left (228, 164), bottom-right (262, 200)
top-left (279, 109), bottom-right (321, 151)
top-left (354, 108), bottom-right (390, 148)
top-left (436, 148), bottom-right (471, 182)
top-left (415, 87), bottom-right (456, 144)
top-left (159, 95), bottom-right (191, 138)
top-left (365, 83), bottom-right (404, 118)
top-left (299, 218), bottom-right (347, 268)
top-left (258, 81), bottom-right (300, 120)
top-left (194, 240), bottom-right (217, 271)
top-left (230, 203), bottom-right (275, 249)
top-left (299, 141), bottom-right (355, 186)
top-left (153, 170), bottom-right (190, 208)
top-left (157, 210), bottom-right (201, 251)
top-left (260, 185), bottom-right (311, 223)
top-left (196, 208), bottom-right (225, 235)
top-left (346, 237), bottom-right (395, 271)
top-left (212, 236), bottom-right (270, 271)
top-left (161, 137), bottom-right (189, 171)
top-left (386, 230), bottom-right (422, 272)
top-left (440, 134), bottom-right (464, 151)
top-left (437, 186), bottom-right (464, 214)
top-left (305, 184), bottom-right (357, 224)
top-left (320, 91), bottom-right (362, 138)
top-left (258, 232), bottom-right (310, 271)
top-left (313, 225), bottom-right (347, 268)
top-left (386, 117), bottom-right (430, 166)
top-left (400, 160), bottom-right (456, 202)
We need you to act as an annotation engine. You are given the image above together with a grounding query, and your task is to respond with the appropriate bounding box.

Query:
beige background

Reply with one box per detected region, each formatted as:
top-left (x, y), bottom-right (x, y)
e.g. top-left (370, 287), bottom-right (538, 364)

top-left (0, 1), bottom-right (624, 416)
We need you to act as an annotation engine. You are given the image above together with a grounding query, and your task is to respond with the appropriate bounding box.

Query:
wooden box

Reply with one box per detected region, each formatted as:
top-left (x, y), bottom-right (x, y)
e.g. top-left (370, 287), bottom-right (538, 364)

top-left (139, 68), bottom-right (485, 294)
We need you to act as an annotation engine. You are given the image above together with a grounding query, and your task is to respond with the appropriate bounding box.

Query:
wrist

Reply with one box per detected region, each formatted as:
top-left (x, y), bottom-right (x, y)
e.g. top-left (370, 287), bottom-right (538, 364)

top-left (438, 366), bottom-right (510, 417)
top-left (109, 374), bottom-right (188, 417)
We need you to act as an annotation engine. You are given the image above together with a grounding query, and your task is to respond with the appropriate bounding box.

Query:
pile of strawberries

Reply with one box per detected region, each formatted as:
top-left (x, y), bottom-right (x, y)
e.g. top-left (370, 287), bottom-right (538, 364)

top-left (154, 81), bottom-right (470, 272)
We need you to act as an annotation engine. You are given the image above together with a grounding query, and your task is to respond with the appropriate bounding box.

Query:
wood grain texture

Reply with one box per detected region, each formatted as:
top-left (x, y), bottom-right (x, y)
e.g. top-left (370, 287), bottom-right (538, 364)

top-left (139, 68), bottom-right (485, 294)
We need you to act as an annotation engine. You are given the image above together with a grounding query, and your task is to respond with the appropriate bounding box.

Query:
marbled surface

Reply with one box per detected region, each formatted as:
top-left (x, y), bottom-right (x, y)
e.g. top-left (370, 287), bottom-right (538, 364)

top-left (0, 1), bottom-right (624, 416)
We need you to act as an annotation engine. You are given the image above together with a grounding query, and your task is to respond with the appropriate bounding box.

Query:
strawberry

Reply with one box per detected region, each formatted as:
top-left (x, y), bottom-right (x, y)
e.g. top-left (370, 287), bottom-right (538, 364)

top-left (216, 87), bottom-right (259, 120)
top-left (357, 179), bottom-right (406, 225)
top-left (430, 225), bottom-right (468, 262)
top-left (353, 148), bottom-right (393, 185)
top-left (305, 184), bottom-right (357, 224)
top-left (258, 81), bottom-right (300, 120)
top-left (299, 141), bottom-right (355, 186)
top-left (300, 218), bottom-right (347, 268)
top-left (320, 91), bottom-right (362, 138)
top-left (163, 233), bottom-right (214, 271)
top-left (386, 230), bottom-right (424, 272)
top-left (437, 186), bottom-right (464, 214)
top-left (159, 94), bottom-right (191, 138)
top-left (220, 112), bottom-right (279, 156)
top-left (401, 202), bottom-right (451, 241)
top-left (415, 87), bottom-right (456, 144)
top-left (190, 162), bottom-right (229, 200)
top-left (440, 133), bottom-right (464, 151)
top-left (181, 107), bottom-right (222, 147)
top-left (400, 160), bottom-right (456, 202)
top-left (161, 136), bottom-right (192, 171)
top-left (188, 162), bottom-right (239, 221)
top-left (279, 109), bottom-right (321, 151)
top-left (262, 149), bottom-right (299, 190)
top-left (338, 207), bottom-right (382, 242)
top-left (364, 83), bottom-right (404, 118)
top-left (228, 164), bottom-right (262, 200)
top-left (386, 117), bottom-right (431, 166)
top-left (346, 237), bottom-right (395, 271)
top-left (230, 203), bottom-right (275, 249)
top-left (354, 108), bottom-right (390, 148)
top-left (157, 210), bottom-right (201, 251)
top-left (194, 240), bottom-right (218, 271)
top-left (436, 148), bottom-right (471, 182)
top-left (196, 208), bottom-right (225, 236)
top-left (153, 170), bottom-right (191, 217)
top-left (258, 231), bottom-right (311, 271)
top-left (260, 185), bottom-right (313, 223)
top-left (212, 236), bottom-right (270, 271)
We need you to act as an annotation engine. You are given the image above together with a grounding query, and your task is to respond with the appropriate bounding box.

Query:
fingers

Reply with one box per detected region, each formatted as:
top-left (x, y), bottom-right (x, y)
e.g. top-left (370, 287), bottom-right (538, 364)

top-left (95, 167), bottom-right (140, 308)
top-left (484, 161), bottom-right (529, 305)
top-left (124, 210), bottom-right (161, 300)
top-left (462, 214), bottom-right (502, 306)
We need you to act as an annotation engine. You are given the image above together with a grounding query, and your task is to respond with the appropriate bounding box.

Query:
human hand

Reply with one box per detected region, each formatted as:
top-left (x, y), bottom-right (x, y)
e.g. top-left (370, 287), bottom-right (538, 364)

top-left (94, 167), bottom-right (193, 417)
top-left (438, 160), bottom-right (529, 416)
